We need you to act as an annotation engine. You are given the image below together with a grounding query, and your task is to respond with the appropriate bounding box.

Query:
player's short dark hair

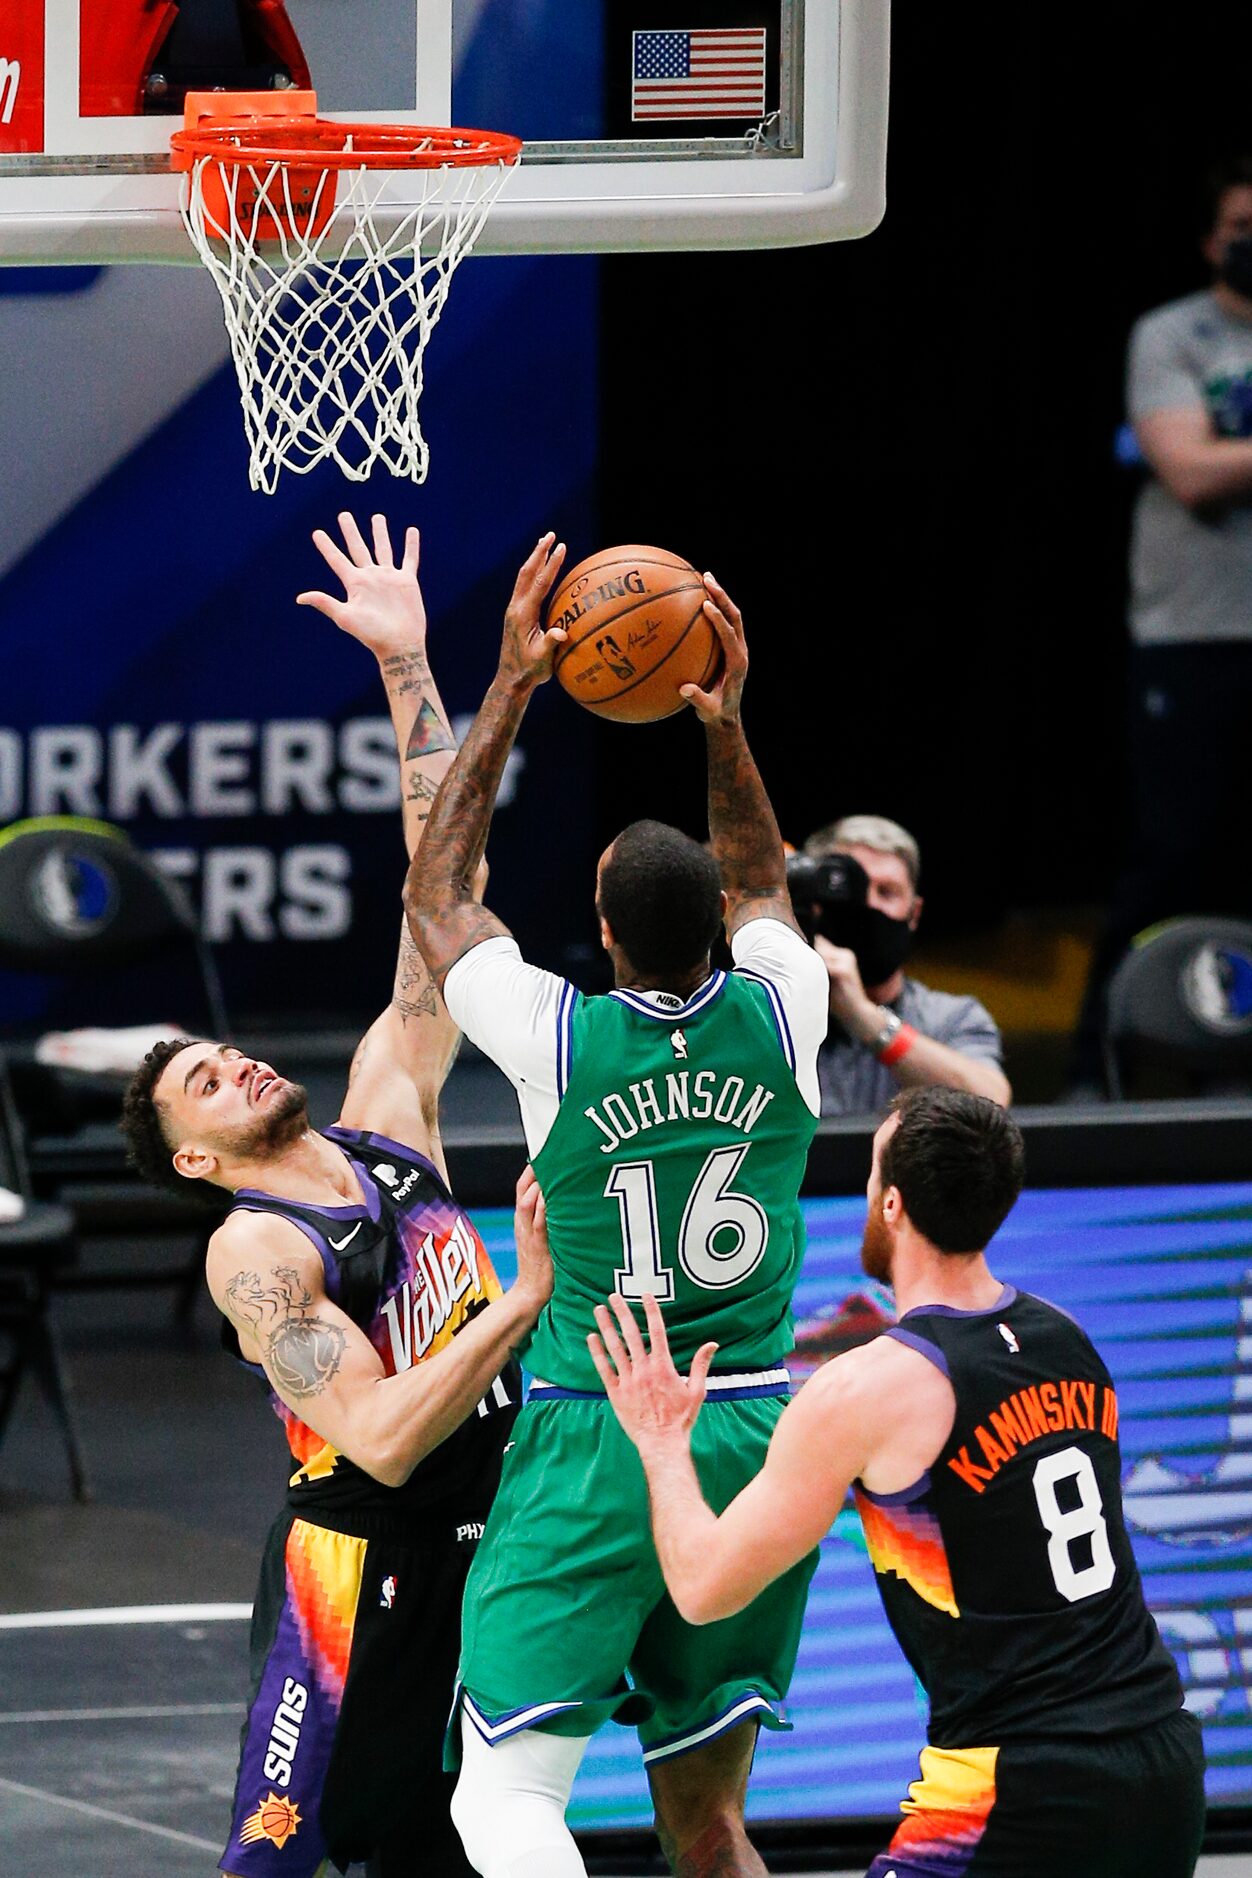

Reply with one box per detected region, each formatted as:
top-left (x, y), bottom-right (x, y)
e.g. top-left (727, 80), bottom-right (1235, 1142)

top-left (598, 820), bottom-right (724, 980)
top-left (1198, 151), bottom-right (1252, 235)
top-left (119, 1036), bottom-right (202, 1195)
top-left (879, 1088), bottom-right (1025, 1254)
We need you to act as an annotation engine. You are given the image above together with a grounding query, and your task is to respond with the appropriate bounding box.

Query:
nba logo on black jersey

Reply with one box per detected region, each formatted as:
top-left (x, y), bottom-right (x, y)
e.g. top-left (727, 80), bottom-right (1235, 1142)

top-left (380, 1574), bottom-right (397, 1609)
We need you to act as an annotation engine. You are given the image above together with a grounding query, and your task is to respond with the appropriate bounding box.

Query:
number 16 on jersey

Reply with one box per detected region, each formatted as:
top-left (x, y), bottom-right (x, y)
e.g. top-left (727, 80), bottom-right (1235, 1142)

top-left (606, 1146), bottom-right (770, 1299)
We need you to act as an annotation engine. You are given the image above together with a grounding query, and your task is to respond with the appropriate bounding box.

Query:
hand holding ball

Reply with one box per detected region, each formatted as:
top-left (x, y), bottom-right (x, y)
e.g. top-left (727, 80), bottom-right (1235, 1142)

top-left (547, 545), bottom-right (723, 723)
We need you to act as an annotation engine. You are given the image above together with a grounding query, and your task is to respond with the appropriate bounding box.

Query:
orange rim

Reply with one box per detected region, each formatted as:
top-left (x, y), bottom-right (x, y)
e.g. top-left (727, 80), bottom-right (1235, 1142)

top-left (171, 119), bottom-right (522, 172)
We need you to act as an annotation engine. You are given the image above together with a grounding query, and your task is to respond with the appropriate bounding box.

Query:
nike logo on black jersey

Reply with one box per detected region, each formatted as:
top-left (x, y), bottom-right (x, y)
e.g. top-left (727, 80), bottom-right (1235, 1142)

top-left (329, 1223), bottom-right (363, 1251)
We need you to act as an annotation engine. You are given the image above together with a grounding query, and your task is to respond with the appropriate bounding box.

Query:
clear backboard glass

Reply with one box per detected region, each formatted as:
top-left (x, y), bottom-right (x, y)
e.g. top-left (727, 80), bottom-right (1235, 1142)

top-left (0, 0), bottom-right (889, 260)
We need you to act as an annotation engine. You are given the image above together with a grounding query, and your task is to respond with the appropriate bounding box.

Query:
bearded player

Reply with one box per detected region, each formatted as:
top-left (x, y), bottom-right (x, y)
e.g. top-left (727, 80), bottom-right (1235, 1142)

top-left (593, 1090), bottom-right (1206, 1878)
top-left (119, 514), bottom-right (551, 1878)
top-left (404, 534), bottom-right (830, 1878)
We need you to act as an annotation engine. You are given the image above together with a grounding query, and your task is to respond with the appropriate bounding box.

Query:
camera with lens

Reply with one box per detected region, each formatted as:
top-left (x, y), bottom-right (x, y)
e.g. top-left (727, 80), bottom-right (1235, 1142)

top-left (785, 848), bottom-right (913, 988)
top-left (785, 851), bottom-right (871, 945)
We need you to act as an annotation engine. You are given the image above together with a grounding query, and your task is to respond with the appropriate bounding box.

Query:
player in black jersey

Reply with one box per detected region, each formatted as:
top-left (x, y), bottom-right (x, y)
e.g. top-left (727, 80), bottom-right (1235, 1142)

top-left (591, 1089), bottom-right (1206, 1878)
top-left (119, 513), bottom-right (551, 1878)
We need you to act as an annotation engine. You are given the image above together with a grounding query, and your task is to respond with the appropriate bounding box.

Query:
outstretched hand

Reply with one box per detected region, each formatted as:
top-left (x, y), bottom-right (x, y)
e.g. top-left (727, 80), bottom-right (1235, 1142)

top-left (297, 511), bottom-right (426, 658)
top-left (589, 1292), bottom-right (717, 1452)
top-left (497, 531), bottom-right (569, 688)
top-left (679, 574), bottom-right (748, 724)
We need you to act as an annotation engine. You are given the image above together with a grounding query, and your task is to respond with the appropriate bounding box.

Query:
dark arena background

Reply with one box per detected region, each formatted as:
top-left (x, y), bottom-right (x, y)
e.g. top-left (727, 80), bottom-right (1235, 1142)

top-left (2, 4), bottom-right (1252, 1873)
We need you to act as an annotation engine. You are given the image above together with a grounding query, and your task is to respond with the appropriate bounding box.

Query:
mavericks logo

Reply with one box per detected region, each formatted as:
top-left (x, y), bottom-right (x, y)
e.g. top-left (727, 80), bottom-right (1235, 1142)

top-left (1180, 942), bottom-right (1252, 1036)
top-left (28, 848), bottom-right (118, 939)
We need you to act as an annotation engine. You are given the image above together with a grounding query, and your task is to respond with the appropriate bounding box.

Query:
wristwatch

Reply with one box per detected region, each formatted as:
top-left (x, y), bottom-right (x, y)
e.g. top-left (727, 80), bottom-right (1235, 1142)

top-left (868, 1008), bottom-right (902, 1056)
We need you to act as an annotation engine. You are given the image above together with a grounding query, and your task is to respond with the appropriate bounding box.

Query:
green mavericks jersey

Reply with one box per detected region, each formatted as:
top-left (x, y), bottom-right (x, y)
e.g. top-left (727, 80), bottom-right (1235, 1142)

top-left (528, 970), bottom-right (819, 1388)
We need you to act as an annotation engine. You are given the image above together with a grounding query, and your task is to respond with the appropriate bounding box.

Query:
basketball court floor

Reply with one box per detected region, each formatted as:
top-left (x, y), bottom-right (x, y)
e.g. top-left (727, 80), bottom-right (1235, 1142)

top-left (1, 1268), bottom-right (1248, 1878)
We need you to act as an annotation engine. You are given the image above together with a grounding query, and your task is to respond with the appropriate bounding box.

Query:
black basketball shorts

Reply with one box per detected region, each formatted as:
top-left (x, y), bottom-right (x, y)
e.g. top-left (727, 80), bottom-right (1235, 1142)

top-left (221, 1506), bottom-right (488, 1878)
top-left (864, 1707), bottom-right (1206, 1878)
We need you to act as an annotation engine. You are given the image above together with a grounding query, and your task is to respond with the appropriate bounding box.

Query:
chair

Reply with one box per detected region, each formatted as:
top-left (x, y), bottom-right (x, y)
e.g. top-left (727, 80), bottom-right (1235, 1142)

top-left (1101, 916), bottom-right (1252, 1100)
top-left (0, 818), bottom-right (232, 1321)
top-left (0, 1052), bottom-right (89, 1501)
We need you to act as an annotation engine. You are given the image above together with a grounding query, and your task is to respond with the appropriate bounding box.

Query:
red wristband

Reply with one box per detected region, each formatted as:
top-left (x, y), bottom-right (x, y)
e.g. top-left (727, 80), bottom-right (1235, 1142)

top-left (879, 1023), bottom-right (918, 1066)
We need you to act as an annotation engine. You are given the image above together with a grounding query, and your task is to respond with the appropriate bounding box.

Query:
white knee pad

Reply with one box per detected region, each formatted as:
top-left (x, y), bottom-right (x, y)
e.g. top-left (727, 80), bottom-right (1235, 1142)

top-left (451, 1718), bottom-right (592, 1878)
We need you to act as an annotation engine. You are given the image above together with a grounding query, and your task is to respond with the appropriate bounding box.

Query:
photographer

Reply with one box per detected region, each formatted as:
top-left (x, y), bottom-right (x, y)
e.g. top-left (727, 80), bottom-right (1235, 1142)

top-left (790, 815), bottom-right (1011, 1116)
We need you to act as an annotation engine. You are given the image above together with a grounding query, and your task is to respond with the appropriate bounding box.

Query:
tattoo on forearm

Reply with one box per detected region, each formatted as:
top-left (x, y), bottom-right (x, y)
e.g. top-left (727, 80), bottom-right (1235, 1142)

top-left (406, 697), bottom-right (457, 761)
top-left (382, 649), bottom-right (432, 694)
top-left (705, 721), bottom-right (787, 904)
top-left (223, 1266), bottom-right (345, 1398)
top-left (405, 678), bottom-right (525, 961)
top-left (347, 1036), bottom-right (368, 1089)
top-left (405, 772), bottom-right (440, 818)
top-left (393, 927), bottom-right (439, 1023)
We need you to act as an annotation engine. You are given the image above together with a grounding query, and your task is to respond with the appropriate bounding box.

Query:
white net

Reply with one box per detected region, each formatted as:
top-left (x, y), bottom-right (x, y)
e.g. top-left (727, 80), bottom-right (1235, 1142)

top-left (179, 146), bottom-right (517, 492)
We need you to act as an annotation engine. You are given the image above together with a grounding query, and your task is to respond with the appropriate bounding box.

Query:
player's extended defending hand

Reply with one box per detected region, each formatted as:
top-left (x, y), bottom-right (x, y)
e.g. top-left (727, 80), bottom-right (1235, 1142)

top-left (497, 531), bottom-right (569, 689)
top-left (679, 574), bottom-right (748, 725)
top-left (297, 511), bottom-right (427, 659)
top-left (511, 1166), bottom-right (554, 1315)
top-left (589, 1292), bottom-right (718, 1452)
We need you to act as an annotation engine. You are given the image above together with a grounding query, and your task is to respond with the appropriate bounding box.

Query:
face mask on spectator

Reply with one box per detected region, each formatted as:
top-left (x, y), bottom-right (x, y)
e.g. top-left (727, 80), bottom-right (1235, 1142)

top-left (1218, 235), bottom-right (1252, 297)
top-left (819, 898), bottom-right (915, 986)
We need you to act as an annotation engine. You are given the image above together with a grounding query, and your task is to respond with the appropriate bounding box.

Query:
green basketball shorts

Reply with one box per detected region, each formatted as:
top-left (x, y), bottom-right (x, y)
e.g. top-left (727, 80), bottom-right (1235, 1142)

top-left (449, 1373), bottom-right (819, 1768)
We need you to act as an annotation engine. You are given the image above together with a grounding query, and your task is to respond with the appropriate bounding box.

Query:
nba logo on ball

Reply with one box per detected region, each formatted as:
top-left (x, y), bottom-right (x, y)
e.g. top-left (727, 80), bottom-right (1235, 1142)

top-left (548, 545), bottom-right (723, 723)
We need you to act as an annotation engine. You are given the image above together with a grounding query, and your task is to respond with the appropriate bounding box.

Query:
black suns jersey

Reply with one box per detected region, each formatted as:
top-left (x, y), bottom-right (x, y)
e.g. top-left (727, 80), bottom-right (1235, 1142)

top-left (223, 1127), bottom-right (520, 1526)
top-left (853, 1286), bottom-right (1184, 1745)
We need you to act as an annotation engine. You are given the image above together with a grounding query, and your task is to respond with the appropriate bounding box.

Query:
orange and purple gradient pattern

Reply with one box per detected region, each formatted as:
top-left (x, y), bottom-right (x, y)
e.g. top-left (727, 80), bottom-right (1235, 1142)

top-left (284, 1520), bottom-right (366, 1706)
top-left (854, 1487), bottom-right (959, 1619)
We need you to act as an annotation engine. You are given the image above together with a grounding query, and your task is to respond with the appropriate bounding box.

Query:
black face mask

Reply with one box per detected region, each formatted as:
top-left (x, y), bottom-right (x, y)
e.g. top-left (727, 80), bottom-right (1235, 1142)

top-left (816, 898), bottom-right (915, 988)
top-left (1218, 236), bottom-right (1252, 299)
top-left (786, 850), bottom-right (915, 988)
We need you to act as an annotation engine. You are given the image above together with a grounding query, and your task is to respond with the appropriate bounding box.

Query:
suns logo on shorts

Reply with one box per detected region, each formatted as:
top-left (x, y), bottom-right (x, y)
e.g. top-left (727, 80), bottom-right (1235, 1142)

top-left (239, 1793), bottom-right (302, 1849)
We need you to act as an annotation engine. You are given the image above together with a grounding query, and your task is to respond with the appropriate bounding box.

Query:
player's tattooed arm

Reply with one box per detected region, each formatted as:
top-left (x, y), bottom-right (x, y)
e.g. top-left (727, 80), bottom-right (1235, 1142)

top-left (222, 1266), bottom-right (313, 1331)
top-left (405, 532), bottom-right (568, 984)
top-left (296, 512), bottom-right (459, 865)
top-left (266, 1314), bottom-right (348, 1400)
top-left (681, 574), bottom-right (802, 940)
top-left (403, 676), bottom-right (523, 981)
top-left (222, 1265), bottom-right (346, 1399)
top-left (704, 716), bottom-right (799, 936)
top-left (209, 1173), bottom-right (550, 1486)
top-left (298, 513), bottom-right (471, 1118)
top-left (393, 926), bottom-right (440, 1025)
top-left (379, 647), bottom-right (459, 866)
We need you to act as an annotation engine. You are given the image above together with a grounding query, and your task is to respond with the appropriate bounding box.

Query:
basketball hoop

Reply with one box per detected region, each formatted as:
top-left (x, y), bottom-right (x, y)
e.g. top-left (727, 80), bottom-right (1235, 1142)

top-left (171, 93), bottom-right (522, 492)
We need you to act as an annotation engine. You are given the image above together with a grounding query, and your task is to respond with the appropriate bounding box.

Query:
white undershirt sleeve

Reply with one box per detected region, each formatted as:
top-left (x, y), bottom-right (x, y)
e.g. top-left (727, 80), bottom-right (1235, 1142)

top-left (441, 936), bottom-right (576, 1156)
top-left (731, 918), bottom-right (830, 1117)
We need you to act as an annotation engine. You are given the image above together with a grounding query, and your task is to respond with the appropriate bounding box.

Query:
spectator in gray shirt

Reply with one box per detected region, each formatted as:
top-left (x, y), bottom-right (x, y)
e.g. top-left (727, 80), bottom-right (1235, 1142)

top-left (799, 814), bottom-right (1011, 1117)
top-left (1065, 151), bottom-right (1252, 1095)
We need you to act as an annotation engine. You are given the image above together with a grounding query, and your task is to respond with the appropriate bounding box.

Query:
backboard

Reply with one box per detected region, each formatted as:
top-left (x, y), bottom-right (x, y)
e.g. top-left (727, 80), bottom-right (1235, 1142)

top-left (0, 0), bottom-right (889, 262)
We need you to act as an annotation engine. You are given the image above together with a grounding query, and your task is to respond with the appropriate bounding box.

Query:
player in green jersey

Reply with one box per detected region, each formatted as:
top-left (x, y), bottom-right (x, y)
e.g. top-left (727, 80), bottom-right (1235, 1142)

top-left (405, 533), bottom-right (829, 1878)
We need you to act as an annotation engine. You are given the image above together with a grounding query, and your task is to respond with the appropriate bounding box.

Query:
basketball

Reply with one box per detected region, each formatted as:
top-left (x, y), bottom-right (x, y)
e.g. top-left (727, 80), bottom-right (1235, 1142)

top-left (548, 544), bottom-right (723, 723)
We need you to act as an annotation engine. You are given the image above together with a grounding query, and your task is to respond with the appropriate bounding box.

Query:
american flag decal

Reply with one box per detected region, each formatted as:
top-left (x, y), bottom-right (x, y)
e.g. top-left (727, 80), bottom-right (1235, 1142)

top-left (632, 27), bottom-right (768, 122)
